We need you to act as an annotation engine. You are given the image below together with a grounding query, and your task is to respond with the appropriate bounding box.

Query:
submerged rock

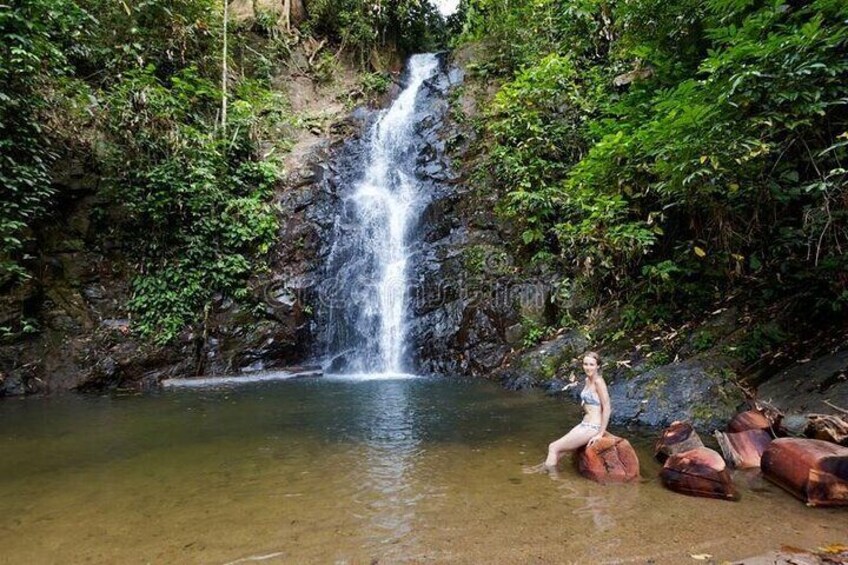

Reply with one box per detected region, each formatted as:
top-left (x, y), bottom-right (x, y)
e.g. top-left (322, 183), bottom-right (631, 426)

top-left (761, 438), bottom-right (848, 507)
top-left (660, 447), bottom-right (739, 501)
top-left (732, 546), bottom-right (848, 565)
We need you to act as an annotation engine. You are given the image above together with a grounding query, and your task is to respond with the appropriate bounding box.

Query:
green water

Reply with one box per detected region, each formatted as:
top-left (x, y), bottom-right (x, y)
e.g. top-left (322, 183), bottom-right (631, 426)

top-left (0, 376), bottom-right (844, 564)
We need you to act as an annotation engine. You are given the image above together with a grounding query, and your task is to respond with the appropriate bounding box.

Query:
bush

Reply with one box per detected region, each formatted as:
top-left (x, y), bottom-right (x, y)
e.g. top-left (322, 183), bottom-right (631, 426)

top-left (0, 0), bottom-right (85, 285)
top-left (102, 66), bottom-right (279, 343)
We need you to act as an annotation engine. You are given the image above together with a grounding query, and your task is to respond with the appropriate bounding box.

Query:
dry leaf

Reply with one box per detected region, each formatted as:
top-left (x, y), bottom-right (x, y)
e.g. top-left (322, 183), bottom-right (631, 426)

top-left (819, 543), bottom-right (848, 554)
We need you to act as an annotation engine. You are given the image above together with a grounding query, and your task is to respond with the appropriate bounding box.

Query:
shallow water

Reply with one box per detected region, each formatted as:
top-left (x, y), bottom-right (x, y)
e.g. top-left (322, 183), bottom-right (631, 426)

top-left (0, 376), bottom-right (844, 564)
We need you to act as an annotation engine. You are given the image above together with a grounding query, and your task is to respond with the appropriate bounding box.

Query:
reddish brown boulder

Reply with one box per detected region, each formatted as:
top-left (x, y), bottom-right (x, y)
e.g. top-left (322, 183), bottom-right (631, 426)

top-left (575, 433), bottom-right (641, 484)
top-left (654, 421), bottom-right (705, 463)
top-left (660, 447), bottom-right (739, 501)
top-left (728, 409), bottom-right (773, 433)
top-left (715, 429), bottom-right (773, 468)
top-left (761, 438), bottom-right (848, 507)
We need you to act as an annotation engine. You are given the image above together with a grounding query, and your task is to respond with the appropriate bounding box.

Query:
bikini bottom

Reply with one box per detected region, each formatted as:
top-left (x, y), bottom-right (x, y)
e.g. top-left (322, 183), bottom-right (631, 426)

top-left (578, 421), bottom-right (601, 431)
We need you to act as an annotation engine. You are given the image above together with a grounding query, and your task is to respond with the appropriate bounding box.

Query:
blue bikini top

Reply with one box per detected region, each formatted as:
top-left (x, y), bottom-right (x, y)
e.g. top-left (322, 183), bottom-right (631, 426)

top-left (580, 387), bottom-right (601, 406)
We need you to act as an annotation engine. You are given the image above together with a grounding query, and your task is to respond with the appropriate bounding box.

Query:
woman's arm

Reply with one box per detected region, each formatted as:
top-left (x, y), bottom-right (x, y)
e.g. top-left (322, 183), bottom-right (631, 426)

top-left (589, 378), bottom-right (611, 445)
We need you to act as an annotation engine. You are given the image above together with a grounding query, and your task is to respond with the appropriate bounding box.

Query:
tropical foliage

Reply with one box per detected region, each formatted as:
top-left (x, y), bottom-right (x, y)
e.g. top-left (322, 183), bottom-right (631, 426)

top-left (305, 0), bottom-right (447, 64)
top-left (0, 0), bottom-right (85, 284)
top-left (458, 0), bottom-right (848, 321)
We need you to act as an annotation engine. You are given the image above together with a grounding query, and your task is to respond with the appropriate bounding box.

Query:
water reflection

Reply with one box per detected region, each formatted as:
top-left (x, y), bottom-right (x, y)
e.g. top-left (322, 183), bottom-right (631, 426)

top-left (357, 379), bottom-right (423, 546)
top-left (571, 493), bottom-right (616, 532)
top-left (555, 482), bottom-right (619, 533)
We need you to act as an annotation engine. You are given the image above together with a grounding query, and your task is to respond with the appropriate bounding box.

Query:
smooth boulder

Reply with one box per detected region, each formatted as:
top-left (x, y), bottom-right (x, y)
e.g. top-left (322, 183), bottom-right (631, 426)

top-left (715, 429), bottom-right (772, 468)
top-left (660, 447), bottom-right (739, 501)
top-left (761, 437), bottom-right (848, 507)
top-left (575, 433), bottom-right (641, 484)
top-left (727, 409), bottom-right (773, 433)
top-left (654, 421), bottom-right (704, 463)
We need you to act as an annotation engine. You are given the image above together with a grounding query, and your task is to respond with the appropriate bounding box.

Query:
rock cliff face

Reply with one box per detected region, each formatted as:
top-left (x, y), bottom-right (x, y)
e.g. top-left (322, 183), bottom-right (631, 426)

top-left (756, 352), bottom-right (848, 414)
top-left (298, 53), bottom-right (559, 377)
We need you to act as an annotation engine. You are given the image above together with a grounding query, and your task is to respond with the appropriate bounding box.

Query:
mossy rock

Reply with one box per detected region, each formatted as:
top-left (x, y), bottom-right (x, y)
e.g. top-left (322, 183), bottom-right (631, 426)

top-left (610, 358), bottom-right (745, 431)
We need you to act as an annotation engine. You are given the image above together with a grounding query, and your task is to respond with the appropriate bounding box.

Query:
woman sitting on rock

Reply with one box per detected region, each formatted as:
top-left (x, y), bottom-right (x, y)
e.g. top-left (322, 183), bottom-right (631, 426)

top-left (543, 351), bottom-right (611, 471)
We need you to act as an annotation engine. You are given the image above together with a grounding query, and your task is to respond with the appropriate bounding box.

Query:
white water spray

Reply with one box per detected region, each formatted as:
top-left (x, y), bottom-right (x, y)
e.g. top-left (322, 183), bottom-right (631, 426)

top-left (323, 54), bottom-right (440, 374)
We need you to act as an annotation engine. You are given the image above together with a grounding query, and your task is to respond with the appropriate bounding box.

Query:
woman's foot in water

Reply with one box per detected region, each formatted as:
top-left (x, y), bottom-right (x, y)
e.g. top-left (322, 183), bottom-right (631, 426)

top-left (522, 462), bottom-right (560, 475)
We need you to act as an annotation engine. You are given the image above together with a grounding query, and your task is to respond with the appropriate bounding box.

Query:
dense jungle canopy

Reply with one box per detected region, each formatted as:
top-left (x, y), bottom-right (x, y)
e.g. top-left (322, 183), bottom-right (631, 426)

top-left (1, 0), bottom-right (846, 348)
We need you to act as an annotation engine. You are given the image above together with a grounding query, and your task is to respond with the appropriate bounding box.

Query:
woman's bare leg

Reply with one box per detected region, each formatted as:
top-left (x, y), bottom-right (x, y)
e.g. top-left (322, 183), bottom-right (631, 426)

top-left (544, 425), bottom-right (597, 468)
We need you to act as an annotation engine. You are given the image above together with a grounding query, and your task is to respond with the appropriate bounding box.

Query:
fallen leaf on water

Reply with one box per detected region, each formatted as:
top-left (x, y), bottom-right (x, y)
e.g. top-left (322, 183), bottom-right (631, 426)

top-left (690, 554), bottom-right (712, 561)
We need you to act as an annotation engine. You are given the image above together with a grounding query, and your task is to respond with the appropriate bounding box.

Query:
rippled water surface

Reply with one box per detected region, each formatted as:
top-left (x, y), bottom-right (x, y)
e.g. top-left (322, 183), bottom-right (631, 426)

top-left (1, 376), bottom-right (844, 564)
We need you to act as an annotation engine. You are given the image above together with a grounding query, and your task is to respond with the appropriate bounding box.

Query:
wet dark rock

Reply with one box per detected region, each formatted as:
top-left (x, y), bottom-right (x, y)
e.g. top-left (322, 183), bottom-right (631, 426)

top-left (100, 318), bottom-right (130, 330)
top-left (508, 332), bottom-right (589, 381)
top-left (82, 284), bottom-right (106, 301)
top-left (609, 358), bottom-right (745, 431)
top-left (0, 358), bottom-right (41, 396)
top-left (504, 323), bottom-right (524, 348)
top-left (500, 371), bottom-right (536, 391)
top-left (0, 280), bottom-right (38, 328)
top-left (544, 378), bottom-right (570, 396)
top-left (74, 337), bottom-right (190, 392)
top-left (757, 351), bottom-right (848, 416)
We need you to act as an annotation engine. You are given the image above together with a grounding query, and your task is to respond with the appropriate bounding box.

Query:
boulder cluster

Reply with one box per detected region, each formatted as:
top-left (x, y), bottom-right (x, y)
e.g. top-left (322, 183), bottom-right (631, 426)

top-left (574, 408), bottom-right (848, 508)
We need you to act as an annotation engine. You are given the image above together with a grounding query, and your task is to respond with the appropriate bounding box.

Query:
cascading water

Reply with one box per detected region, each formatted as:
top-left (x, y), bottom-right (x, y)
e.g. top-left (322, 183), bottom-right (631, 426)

top-left (321, 54), bottom-right (441, 375)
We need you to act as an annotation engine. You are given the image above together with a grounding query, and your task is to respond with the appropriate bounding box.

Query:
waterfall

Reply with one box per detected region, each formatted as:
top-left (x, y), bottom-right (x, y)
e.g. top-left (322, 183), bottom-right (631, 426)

top-left (322, 54), bottom-right (440, 375)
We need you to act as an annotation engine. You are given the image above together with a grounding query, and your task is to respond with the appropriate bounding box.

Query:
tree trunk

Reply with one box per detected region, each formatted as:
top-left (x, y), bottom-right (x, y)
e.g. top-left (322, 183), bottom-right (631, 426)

top-left (282, 0), bottom-right (291, 31)
top-left (221, 0), bottom-right (228, 134)
top-left (289, 0), bottom-right (305, 25)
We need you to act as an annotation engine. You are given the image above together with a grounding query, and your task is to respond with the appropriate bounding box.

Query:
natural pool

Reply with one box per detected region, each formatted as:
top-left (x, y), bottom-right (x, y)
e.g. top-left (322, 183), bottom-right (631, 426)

top-left (1, 375), bottom-right (844, 564)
